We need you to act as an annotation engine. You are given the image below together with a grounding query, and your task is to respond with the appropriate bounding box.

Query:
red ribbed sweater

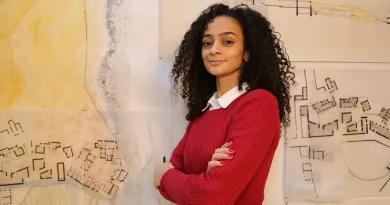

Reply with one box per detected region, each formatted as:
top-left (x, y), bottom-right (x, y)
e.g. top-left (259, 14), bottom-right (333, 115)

top-left (159, 89), bottom-right (280, 205)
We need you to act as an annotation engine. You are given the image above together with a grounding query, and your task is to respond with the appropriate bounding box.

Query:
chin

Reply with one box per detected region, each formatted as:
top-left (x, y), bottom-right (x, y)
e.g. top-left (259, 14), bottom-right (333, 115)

top-left (205, 66), bottom-right (228, 76)
top-left (207, 70), bottom-right (226, 77)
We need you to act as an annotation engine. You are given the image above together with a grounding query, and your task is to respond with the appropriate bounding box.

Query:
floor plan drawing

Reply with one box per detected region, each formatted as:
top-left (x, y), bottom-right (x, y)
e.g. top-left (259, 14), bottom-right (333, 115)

top-left (285, 68), bottom-right (390, 202)
top-left (0, 0), bottom-right (131, 204)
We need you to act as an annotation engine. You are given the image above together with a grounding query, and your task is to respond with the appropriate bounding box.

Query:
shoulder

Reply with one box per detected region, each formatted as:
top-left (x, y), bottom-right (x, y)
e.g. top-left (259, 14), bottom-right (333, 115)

top-left (229, 88), bottom-right (279, 121)
top-left (231, 88), bottom-right (280, 129)
top-left (238, 88), bottom-right (278, 108)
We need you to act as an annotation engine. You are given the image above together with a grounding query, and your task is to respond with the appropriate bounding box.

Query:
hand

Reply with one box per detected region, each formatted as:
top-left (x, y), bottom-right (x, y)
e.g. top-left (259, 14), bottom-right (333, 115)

top-left (207, 141), bottom-right (234, 171)
top-left (153, 162), bottom-right (174, 188)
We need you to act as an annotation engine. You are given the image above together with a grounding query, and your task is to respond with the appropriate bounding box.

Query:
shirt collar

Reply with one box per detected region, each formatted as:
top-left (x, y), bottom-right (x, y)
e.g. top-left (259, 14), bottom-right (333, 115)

top-left (202, 83), bottom-right (249, 112)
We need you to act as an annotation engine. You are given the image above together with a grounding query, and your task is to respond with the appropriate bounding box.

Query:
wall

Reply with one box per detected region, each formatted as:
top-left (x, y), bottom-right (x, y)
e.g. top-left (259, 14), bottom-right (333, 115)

top-left (1, 0), bottom-right (387, 204)
top-left (127, 0), bottom-right (390, 205)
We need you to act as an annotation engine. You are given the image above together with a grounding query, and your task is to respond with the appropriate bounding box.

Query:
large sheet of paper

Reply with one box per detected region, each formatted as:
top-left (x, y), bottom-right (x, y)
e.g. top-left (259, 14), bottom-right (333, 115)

top-left (0, 0), bottom-right (131, 204)
top-left (265, 0), bottom-right (390, 62)
top-left (285, 65), bottom-right (390, 203)
top-left (159, 0), bottom-right (390, 62)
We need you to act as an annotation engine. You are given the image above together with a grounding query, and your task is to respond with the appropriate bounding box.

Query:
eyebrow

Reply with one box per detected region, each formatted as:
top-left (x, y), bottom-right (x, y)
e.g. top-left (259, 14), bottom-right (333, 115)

top-left (203, 31), bottom-right (237, 38)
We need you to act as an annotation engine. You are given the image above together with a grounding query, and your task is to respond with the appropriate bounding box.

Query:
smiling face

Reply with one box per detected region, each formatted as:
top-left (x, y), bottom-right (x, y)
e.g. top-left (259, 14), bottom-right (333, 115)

top-left (201, 15), bottom-right (247, 79)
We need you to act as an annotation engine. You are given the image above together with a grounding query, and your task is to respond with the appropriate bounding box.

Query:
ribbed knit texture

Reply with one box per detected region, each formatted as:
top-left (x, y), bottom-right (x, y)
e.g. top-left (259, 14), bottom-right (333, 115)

top-left (159, 89), bottom-right (280, 205)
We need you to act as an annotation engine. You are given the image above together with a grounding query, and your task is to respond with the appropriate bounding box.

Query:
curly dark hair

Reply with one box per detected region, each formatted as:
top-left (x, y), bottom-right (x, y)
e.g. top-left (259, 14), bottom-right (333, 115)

top-left (171, 3), bottom-right (295, 128)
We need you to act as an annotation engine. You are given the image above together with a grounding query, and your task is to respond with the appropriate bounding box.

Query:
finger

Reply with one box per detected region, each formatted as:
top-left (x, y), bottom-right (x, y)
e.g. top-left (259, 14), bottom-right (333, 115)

top-left (214, 147), bottom-right (234, 154)
top-left (211, 152), bottom-right (233, 161)
top-left (166, 163), bottom-right (174, 169)
top-left (207, 160), bottom-right (224, 171)
top-left (221, 141), bottom-right (233, 148)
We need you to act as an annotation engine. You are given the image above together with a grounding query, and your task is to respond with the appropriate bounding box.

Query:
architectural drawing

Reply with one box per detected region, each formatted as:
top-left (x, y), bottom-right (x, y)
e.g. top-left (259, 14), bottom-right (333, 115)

top-left (228, 0), bottom-right (390, 62)
top-left (0, 0), bottom-right (130, 204)
top-left (237, 0), bottom-right (390, 24)
top-left (161, 0), bottom-right (389, 62)
top-left (0, 117), bottom-right (128, 200)
top-left (285, 68), bottom-right (390, 202)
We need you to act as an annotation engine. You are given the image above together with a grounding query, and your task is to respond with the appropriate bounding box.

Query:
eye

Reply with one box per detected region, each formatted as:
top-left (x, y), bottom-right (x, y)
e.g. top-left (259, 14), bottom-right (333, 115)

top-left (203, 41), bottom-right (212, 47)
top-left (223, 40), bottom-right (234, 45)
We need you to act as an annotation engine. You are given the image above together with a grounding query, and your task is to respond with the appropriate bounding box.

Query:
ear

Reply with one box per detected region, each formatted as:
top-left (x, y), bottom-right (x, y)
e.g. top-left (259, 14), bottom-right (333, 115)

top-left (243, 51), bottom-right (249, 62)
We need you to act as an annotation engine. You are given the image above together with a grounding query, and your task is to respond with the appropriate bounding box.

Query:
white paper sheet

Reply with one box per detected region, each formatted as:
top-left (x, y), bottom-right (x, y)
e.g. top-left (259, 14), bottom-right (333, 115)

top-left (285, 66), bottom-right (390, 203)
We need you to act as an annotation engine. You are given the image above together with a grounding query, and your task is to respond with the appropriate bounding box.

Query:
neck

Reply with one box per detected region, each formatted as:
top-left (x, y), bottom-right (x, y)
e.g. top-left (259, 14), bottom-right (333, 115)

top-left (216, 73), bottom-right (240, 98)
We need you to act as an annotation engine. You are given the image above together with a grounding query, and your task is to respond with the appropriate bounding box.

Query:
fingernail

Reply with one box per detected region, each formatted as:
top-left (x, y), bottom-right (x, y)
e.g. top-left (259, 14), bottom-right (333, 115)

top-left (228, 154), bottom-right (233, 158)
top-left (220, 161), bottom-right (225, 165)
top-left (229, 149), bottom-right (234, 153)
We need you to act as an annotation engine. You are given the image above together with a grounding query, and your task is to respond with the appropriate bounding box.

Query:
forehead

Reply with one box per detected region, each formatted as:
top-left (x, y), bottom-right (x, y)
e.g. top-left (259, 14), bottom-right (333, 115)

top-left (204, 16), bottom-right (242, 35)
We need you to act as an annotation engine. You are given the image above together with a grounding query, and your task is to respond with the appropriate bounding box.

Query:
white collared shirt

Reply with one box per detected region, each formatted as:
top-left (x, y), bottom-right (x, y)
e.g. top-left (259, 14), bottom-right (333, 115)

top-left (202, 83), bottom-right (249, 111)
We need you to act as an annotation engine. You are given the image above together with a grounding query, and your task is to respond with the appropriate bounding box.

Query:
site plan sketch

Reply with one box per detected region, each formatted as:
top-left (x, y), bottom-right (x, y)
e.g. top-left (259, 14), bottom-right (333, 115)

top-left (0, 0), bottom-right (130, 204)
top-left (284, 67), bottom-right (390, 202)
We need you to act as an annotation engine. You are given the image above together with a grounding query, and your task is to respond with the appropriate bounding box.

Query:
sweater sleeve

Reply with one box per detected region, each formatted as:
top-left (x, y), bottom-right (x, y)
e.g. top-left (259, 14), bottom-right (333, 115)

top-left (159, 89), bottom-right (280, 205)
top-left (170, 121), bottom-right (193, 172)
top-left (158, 121), bottom-right (193, 202)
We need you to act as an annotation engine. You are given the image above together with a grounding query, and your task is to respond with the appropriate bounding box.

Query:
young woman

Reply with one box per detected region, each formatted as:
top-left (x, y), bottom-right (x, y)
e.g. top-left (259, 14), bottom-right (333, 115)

top-left (153, 3), bottom-right (294, 205)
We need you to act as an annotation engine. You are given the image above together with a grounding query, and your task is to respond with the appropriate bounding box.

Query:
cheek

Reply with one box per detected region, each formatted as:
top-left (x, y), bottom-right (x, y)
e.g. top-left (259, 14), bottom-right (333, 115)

top-left (227, 50), bottom-right (244, 68)
top-left (201, 49), bottom-right (208, 60)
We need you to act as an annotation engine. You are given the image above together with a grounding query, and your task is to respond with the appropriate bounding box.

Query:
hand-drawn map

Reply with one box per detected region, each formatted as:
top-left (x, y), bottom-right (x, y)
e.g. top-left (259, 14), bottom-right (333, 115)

top-left (226, 0), bottom-right (390, 62)
top-left (284, 67), bottom-right (390, 203)
top-left (0, 0), bottom-right (130, 204)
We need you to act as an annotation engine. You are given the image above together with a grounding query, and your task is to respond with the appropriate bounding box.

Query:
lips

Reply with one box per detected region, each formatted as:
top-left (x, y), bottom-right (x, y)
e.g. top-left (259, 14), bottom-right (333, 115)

top-left (209, 60), bottom-right (225, 66)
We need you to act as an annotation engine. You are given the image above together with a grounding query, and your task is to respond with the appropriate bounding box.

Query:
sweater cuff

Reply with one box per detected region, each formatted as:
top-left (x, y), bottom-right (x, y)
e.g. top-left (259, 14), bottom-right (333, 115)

top-left (159, 168), bottom-right (173, 198)
top-left (163, 168), bottom-right (190, 201)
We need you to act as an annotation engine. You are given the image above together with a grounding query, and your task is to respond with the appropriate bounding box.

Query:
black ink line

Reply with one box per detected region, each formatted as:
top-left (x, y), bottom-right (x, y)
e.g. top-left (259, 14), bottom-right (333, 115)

top-left (40, 170), bottom-right (52, 179)
top-left (346, 140), bottom-right (390, 149)
top-left (32, 158), bottom-right (45, 171)
top-left (35, 144), bottom-right (45, 154)
top-left (341, 142), bottom-right (390, 181)
top-left (16, 167), bottom-right (29, 178)
top-left (300, 114), bottom-right (304, 138)
top-left (313, 70), bottom-right (325, 91)
top-left (260, 2), bottom-right (298, 9)
top-left (0, 182), bottom-right (24, 186)
top-left (15, 122), bottom-right (23, 132)
top-left (104, 140), bottom-right (115, 142)
top-left (293, 97), bottom-right (297, 138)
top-left (57, 162), bottom-right (65, 181)
top-left (0, 130), bottom-right (9, 135)
top-left (14, 147), bottom-right (25, 157)
top-left (380, 177), bottom-right (390, 192)
top-left (8, 120), bottom-right (14, 132)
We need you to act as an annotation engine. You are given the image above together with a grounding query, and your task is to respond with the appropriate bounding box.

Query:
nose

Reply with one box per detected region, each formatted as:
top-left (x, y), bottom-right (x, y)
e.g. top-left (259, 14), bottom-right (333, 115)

top-left (210, 42), bottom-right (221, 55)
